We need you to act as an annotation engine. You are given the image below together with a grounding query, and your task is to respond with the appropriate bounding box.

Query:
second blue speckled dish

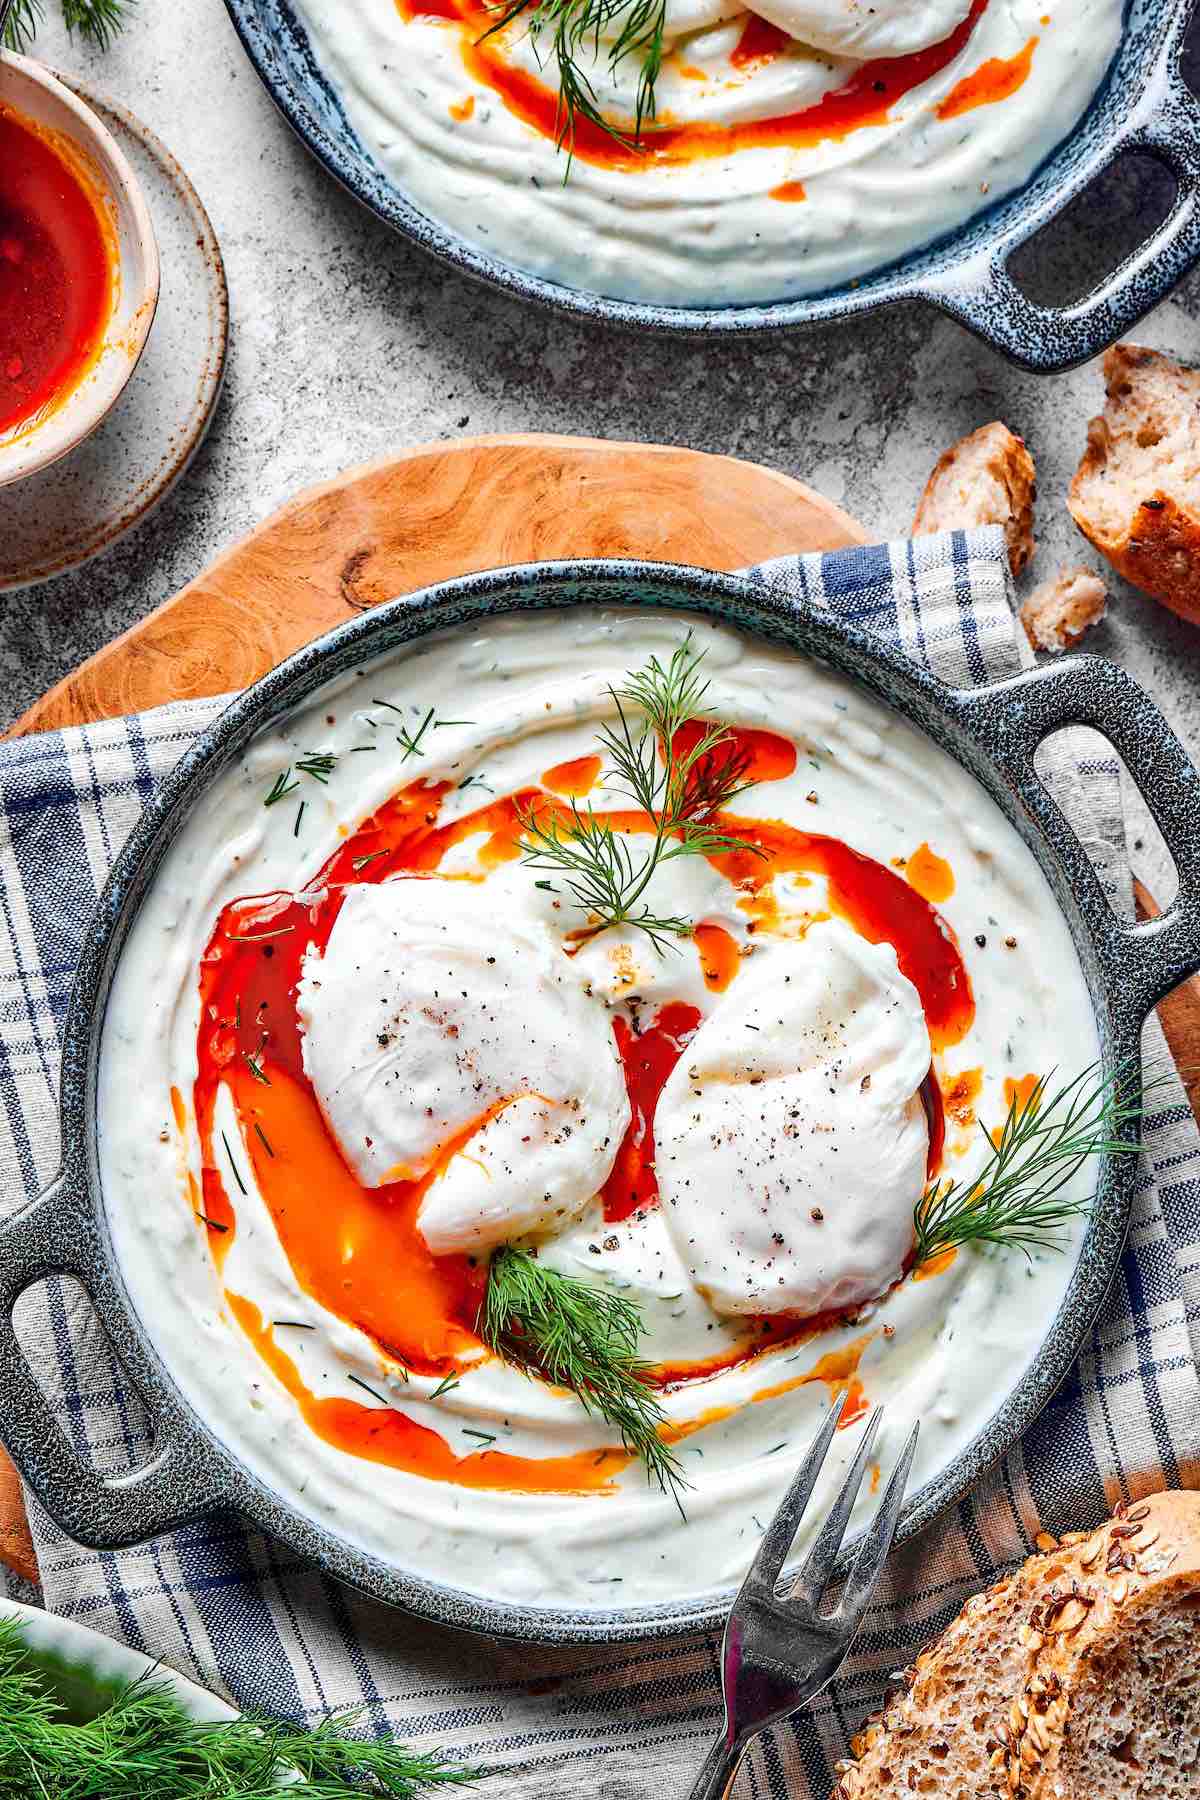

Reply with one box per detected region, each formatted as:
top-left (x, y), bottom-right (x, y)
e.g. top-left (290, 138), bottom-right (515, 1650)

top-left (221, 0), bottom-right (1200, 368)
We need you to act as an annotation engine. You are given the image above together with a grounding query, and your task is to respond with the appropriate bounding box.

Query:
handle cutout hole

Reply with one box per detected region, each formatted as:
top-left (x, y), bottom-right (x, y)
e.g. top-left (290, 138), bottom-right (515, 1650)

top-left (13, 1276), bottom-right (153, 1478)
top-left (1033, 725), bottom-right (1179, 922)
top-left (1182, 4), bottom-right (1200, 101)
top-left (1006, 151), bottom-right (1178, 310)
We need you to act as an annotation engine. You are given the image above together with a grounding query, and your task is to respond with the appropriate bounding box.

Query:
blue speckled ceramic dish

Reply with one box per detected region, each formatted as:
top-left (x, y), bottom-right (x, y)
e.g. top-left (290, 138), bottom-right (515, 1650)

top-left (221, 0), bottom-right (1200, 369)
top-left (2, 564), bottom-right (1200, 1643)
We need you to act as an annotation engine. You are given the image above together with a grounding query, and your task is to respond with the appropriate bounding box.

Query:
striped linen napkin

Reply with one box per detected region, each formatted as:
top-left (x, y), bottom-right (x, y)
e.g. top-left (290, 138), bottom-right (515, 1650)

top-left (0, 526), bottom-right (1197, 1800)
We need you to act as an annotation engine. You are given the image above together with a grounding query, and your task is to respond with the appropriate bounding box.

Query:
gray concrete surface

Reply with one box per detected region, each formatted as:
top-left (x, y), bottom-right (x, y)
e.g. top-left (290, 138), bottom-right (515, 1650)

top-left (7, 2), bottom-right (1200, 905)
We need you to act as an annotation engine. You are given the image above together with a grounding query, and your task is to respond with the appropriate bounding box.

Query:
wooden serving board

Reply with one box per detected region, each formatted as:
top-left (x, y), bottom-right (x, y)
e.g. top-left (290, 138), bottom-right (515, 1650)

top-left (3, 434), bottom-right (1197, 1590)
top-left (9, 434), bottom-right (868, 734)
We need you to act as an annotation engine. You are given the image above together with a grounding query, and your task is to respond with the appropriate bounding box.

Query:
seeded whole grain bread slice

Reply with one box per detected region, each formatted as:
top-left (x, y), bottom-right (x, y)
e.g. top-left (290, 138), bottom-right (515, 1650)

top-left (1068, 344), bottom-right (1200, 625)
top-left (835, 1489), bottom-right (1200, 1799)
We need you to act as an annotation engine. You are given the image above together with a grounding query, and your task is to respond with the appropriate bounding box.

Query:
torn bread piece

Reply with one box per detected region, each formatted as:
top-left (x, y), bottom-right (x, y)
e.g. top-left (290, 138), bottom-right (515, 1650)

top-left (913, 422), bottom-right (1037, 579)
top-left (835, 1489), bottom-right (1200, 1800)
top-left (1020, 566), bottom-right (1108, 654)
top-left (1069, 343), bottom-right (1200, 625)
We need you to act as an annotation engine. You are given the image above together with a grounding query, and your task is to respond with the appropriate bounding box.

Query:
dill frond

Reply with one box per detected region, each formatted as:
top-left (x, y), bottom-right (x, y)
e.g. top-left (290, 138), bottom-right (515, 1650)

top-left (3, 0), bottom-right (133, 50)
top-left (913, 1059), bottom-right (1164, 1265)
top-left (480, 1245), bottom-right (686, 1504)
top-left (518, 634), bottom-right (763, 950)
top-left (61, 0), bottom-right (132, 49)
top-left (479, 0), bottom-right (667, 160)
top-left (1, 0), bottom-right (43, 50)
top-left (0, 1615), bottom-right (486, 1796)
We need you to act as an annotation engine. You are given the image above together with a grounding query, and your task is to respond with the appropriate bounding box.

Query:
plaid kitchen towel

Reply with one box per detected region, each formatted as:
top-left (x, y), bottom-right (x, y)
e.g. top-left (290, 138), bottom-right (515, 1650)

top-left (1, 526), bottom-right (1198, 1800)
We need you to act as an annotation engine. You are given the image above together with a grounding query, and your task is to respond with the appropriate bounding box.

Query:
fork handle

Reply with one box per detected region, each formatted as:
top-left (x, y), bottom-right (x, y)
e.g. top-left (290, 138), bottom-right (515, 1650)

top-left (687, 1730), bottom-right (748, 1800)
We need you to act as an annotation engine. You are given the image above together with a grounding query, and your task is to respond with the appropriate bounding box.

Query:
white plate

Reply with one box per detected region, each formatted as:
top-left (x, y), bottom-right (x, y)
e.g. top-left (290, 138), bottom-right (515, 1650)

top-left (0, 1595), bottom-right (234, 1723)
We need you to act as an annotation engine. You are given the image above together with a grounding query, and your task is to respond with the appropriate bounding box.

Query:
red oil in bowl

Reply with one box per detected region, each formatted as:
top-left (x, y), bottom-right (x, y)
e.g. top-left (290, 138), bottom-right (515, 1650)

top-left (0, 100), bottom-right (114, 438)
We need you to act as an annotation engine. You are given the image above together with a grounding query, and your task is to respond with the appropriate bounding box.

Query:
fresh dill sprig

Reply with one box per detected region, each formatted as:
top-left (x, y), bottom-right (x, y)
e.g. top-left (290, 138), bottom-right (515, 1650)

top-left (61, 0), bottom-right (130, 48)
top-left (0, 1614), bottom-right (485, 1797)
top-left (479, 1245), bottom-right (685, 1504)
top-left (518, 634), bottom-right (761, 951)
top-left (295, 751), bottom-right (337, 784)
top-left (264, 751), bottom-right (337, 807)
top-left (264, 769), bottom-right (299, 808)
top-left (3, 0), bottom-right (133, 51)
top-left (1, 0), bottom-right (42, 50)
top-left (913, 1060), bottom-right (1163, 1266)
top-left (480, 0), bottom-right (667, 159)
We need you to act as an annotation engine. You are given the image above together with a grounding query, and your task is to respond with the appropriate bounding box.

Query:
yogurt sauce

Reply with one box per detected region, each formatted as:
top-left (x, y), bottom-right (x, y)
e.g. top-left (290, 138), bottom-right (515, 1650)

top-left (290, 0), bottom-right (1122, 304)
top-left (99, 610), bottom-right (1098, 1611)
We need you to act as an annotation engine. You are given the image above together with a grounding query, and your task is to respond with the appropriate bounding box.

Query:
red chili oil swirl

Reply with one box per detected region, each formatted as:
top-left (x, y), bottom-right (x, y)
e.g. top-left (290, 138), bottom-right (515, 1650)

top-left (602, 1001), bottom-right (702, 1224)
top-left (401, 0), bottom-right (990, 173)
top-left (190, 731), bottom-right (970, 1485)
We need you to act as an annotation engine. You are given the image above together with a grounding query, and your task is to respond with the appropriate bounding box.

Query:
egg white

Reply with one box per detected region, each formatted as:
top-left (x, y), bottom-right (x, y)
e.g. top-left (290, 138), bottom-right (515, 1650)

top-left (297, 871), bottom-right (630, 1254)
top-left (739, 0), bottom-right (974, 58)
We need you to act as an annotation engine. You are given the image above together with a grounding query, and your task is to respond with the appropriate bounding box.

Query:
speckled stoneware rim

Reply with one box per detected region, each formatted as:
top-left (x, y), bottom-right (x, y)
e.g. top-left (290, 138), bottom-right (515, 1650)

top-left (4, 562), bottom-right (1200, 1645)
top-left (219, 0), bottom-right (1200, 370)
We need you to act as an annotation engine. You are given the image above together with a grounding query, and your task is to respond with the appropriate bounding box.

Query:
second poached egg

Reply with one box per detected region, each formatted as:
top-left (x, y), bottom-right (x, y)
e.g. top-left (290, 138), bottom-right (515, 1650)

top-left (654, 918), bottom-right (931, 1317)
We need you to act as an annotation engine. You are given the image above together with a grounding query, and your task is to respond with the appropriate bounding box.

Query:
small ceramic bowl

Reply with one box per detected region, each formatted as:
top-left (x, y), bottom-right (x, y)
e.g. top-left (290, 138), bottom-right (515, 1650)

top-left (0, 54), bottom-right (160, 488)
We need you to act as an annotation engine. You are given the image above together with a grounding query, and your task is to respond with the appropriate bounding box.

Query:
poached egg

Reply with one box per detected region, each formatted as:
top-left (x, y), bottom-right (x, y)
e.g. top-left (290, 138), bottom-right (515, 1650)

top-left (297, 873), bottom-right (630, 1255)
top-left (654, 918), bottom-right (931, 1317)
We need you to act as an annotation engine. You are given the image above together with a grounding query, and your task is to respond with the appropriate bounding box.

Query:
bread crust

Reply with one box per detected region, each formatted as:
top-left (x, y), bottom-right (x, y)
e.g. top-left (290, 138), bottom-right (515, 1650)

top-left (1068, 344), bottom-right (1200, 625)
top-left (836, 1490), bottom-right (1200, 1799)
top-left (913, 422), bottom-right (1037, 579)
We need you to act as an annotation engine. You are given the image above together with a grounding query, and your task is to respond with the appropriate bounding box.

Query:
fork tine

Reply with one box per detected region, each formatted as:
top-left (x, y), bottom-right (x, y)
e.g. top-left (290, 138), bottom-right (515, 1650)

top-left (740, 1394), bottom-right (846, 1595)
top-left (787, 1406), bottom-right (884, 1604)
top-left (832, 1421), bottom-right (920, 1624)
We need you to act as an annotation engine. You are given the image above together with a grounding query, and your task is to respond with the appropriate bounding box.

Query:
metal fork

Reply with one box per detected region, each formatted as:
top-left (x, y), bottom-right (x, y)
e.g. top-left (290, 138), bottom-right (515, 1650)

top-left (687, 1397), bottom-right (919, 1800)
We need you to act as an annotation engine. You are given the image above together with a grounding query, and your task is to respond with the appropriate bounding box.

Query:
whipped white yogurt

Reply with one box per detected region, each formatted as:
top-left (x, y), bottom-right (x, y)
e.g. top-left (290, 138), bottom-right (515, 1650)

top-left (98, 609), bottom-right (1099, 1611)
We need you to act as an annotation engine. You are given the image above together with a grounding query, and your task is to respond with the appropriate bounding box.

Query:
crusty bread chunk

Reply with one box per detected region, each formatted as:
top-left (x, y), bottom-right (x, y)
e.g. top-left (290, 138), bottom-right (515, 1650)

top-left (1069, 343), bottom-right (1200, 624)
top-left (913, 422), bottom-right (1036, 579)
top-left (1020, 566), bottom-right (1107, 654)
top-left (836, 1489), bottom-right (1200, 1799)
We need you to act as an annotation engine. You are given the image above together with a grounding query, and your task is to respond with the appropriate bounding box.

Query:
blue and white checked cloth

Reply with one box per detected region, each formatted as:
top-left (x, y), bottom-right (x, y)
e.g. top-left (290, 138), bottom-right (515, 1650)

top-left (1, 527), bottom-right (1198, 1800)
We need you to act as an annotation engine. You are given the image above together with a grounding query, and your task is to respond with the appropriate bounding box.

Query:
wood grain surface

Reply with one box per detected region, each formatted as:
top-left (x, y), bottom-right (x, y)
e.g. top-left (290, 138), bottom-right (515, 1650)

top-left (8, 434), bottom-right (869, 735)
top-left (1136, 879), bottom-right (1200, 1118)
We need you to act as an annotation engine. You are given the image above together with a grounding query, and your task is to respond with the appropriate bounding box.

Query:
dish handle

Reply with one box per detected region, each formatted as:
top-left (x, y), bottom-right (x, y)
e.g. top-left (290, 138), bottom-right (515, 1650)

top-left (920, 68), bottom-right (1200, 372)
top-left (954, 654), bottom-right (1200, 1022)
top-left (0, 1169), bottom-right (228, 1548)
